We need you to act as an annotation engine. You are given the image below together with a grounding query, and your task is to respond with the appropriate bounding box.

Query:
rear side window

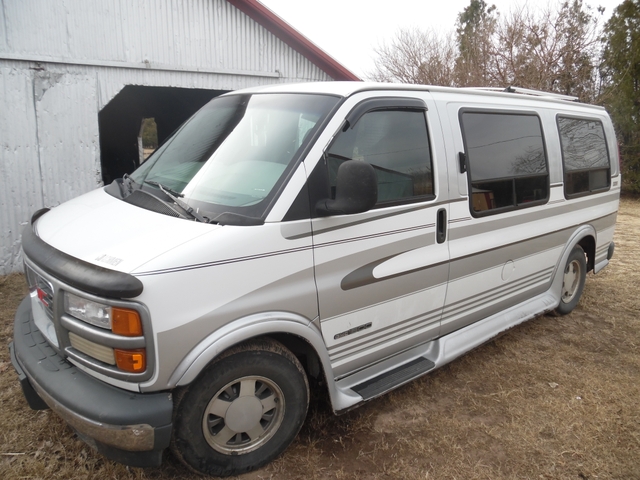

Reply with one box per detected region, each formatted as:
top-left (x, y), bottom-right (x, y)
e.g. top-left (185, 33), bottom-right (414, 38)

top-left (327, 109), bottom-right (434, 206)
top-left (557, 117), bottom-right (610, 197)
top-left (460, 111), bottom-right (549, 215)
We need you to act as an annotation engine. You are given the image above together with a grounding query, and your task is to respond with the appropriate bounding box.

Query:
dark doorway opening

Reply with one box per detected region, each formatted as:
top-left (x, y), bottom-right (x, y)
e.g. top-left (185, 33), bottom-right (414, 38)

top-left (99, 85), bottom-right (228, 184)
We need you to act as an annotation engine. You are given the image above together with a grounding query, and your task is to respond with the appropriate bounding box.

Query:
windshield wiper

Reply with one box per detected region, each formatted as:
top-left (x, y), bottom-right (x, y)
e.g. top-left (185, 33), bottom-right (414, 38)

top-left (144, 181), bottom-right (210, 223)
top-left (145, 180), bottom-right (183, 198)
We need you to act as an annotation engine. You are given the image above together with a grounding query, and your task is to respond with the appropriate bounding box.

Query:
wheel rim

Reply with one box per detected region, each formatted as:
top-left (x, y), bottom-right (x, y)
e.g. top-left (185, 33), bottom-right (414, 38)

top-left (561, 258), bottom-right (582, 303)
top-left (202, 375), bottom-right (285, 455)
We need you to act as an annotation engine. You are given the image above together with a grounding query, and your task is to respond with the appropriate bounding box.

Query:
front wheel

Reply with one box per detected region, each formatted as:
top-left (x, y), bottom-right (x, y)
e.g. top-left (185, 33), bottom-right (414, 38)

top-left (172, 338), bottom-right (309, 477)
top-left (555, 245), bottom-right (587, 315)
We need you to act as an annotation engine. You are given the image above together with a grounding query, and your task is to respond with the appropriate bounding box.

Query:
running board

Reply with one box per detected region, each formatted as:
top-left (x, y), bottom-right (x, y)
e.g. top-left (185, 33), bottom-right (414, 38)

top-left (351, 357), bottom-right (435, 400)
top-left (330, 291), bottom-right (559, 413)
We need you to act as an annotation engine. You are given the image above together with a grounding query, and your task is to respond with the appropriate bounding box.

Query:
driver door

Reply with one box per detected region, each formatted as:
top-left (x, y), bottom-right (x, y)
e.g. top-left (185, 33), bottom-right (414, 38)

top-left (310, 94), bottom-right (450, 378)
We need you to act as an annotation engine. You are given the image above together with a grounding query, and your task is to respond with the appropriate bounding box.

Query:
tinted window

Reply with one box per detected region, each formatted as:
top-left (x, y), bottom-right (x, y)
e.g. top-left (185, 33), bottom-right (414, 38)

top-left (461, 111), bottom-right (549, 214)
top-left (327, 110), bottom-right (433, 205)
top-left (557, 117), bottom-right (610, 197)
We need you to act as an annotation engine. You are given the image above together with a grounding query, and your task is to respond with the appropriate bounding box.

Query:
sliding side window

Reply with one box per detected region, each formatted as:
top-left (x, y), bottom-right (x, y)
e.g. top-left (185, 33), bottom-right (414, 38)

top-left (557, 116), bottom-right (610, 197)
top-left (326, 109), bottom-right (434, 207)
top-left (460, 111), bottom-right (549, 215)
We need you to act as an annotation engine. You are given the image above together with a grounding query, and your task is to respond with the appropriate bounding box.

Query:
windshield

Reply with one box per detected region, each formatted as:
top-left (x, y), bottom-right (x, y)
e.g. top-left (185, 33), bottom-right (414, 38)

top-left (130, 93), bottom-right (339, 220)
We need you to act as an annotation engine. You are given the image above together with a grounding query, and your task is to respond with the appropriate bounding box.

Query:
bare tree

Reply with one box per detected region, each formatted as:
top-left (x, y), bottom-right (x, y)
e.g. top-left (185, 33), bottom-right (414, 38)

top-left (369, 28), bottom-right (457, 86)
top-left (490, 6), bottom-right (545, 89)
top-left (491, 1), bottom-right (601, 101)
top-left (370, 0), bottom-right (602, 101)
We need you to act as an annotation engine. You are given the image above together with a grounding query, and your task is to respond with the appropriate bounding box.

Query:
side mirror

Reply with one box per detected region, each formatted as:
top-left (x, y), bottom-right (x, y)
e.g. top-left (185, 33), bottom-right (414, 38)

top-left (316, 161), bottom-right (377, 216)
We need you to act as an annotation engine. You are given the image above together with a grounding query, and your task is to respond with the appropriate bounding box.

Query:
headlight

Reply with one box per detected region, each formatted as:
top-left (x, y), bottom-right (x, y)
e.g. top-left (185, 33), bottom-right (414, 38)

top-left (64, 292), bottom-right (143, 336)
top-left (63, 293), bottom-right (146, 373)
top-left (64, 292), bottom-right (111, 329)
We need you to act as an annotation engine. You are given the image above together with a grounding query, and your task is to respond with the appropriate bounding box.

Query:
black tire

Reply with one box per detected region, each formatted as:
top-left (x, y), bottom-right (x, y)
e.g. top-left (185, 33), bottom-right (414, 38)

top-left (555, 245), bottom-right (587, 315)
top-left (172, 338), bottom-right (309, 477)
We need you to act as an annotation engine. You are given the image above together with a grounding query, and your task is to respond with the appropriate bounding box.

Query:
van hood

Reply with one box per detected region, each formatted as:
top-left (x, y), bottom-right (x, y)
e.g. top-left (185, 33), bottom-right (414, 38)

top-left (33, 188), bottom-right (218, 274)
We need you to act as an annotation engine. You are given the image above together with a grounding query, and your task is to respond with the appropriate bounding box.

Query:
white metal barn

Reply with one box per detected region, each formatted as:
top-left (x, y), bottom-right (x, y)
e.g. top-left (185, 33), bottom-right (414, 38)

top-left (0, 0), bottom-right (357, 274)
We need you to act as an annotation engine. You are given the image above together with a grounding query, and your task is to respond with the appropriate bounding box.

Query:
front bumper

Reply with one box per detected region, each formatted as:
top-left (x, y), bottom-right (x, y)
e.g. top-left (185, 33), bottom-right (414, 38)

top-left (10, 296), bottom-right (173, 467)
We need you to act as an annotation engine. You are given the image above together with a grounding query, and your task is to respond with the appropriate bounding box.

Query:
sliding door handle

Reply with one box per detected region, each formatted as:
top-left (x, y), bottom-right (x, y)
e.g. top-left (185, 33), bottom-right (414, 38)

top-left (436, 208), bottom-right (447, 244)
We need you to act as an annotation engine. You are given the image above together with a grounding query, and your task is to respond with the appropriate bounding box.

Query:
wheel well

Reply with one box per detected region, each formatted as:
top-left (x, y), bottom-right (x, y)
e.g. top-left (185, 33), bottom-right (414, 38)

top-left (267, 333), bottom-right (323, 380)
top-left (213, 333), bottom-right (329, 404)
top-left (208, 332), bottom-right (324, 382)
top-left (577, 235), bottom-right (595, 272)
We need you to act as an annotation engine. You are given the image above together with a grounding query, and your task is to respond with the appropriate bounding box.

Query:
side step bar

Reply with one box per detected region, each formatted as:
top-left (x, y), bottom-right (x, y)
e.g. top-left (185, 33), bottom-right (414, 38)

top-left (331, 292), bottom-right (560, 413)
top-left (351, 357), bottom-right (435, 400)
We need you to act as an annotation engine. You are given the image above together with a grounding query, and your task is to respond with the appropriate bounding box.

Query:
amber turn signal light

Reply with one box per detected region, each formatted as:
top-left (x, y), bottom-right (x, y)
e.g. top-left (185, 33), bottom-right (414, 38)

top-left (115, 348), bottom-right (146, 373)
top-left (111, 307), bottom-right (143, 336)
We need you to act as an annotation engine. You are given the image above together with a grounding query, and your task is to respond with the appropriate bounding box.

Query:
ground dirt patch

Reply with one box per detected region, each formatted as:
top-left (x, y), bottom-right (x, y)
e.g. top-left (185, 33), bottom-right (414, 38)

top-left (1, 198), bottom-right (639, 480)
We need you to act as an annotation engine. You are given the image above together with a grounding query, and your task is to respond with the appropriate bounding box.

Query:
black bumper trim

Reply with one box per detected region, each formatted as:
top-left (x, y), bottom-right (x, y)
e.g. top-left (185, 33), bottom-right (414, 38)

top-left (11, 297), bottom-right (173, 466)
top-left (9, 341), bottom-right (49, 410)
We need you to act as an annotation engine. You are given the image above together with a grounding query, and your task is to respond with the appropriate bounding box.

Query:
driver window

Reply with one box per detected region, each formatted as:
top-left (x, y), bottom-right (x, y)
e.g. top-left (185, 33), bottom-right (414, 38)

top-left (326, 109), bottom-right (434, 205)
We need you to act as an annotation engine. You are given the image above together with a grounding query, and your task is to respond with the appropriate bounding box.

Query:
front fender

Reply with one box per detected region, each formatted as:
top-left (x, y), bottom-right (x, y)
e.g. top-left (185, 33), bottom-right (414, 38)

top-left (167, 312), bottom-right (362, 412)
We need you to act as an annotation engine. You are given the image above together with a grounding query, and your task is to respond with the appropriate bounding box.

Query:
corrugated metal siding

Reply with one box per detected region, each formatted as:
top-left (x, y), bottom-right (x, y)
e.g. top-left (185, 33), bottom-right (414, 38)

top-left (33, 70), bottom-right (101, 205)
top-left (0, 4), bottom-right (7, 52)
top-left (0, 1), bottom-right (335, 273)
top-left (92, 63), bottom-right (326, 109)
top-left (0, 64), bottom-right (43, 272)
top-left (0, 0), bottom-right (332, 82)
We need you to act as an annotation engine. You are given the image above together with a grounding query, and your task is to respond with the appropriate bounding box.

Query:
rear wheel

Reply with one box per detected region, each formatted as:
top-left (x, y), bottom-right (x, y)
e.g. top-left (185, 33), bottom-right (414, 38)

top-left (172, 338), bottom-right (309, 477)
top-left (555, 245), bottom-right (587, 315)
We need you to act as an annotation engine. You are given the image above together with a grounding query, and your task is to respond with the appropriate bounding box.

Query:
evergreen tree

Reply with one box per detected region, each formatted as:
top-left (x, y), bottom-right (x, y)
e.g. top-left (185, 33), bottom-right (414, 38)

top-left (455, 0), bottom-right (497, 86)
top-left (600, 0), bottom-right (640, 193)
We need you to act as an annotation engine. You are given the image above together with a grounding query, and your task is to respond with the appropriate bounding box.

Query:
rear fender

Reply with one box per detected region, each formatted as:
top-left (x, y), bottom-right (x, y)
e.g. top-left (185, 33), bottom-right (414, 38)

top-left (549, 225), bottom-right (596, 308)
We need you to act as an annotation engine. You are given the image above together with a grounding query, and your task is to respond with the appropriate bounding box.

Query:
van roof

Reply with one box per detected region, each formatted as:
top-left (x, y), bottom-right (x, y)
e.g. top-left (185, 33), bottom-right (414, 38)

top-left (228, 81), bottom-right (606, 111)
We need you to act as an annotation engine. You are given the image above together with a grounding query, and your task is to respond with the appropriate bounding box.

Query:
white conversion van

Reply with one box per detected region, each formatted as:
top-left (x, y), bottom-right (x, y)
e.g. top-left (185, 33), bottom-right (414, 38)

top-left (11, 82), bottom-right (619, 476)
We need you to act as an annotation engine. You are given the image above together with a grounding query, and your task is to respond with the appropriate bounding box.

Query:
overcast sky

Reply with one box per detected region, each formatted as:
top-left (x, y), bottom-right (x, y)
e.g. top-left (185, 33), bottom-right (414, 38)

top-left (260, 0), bottom-right (624, 79)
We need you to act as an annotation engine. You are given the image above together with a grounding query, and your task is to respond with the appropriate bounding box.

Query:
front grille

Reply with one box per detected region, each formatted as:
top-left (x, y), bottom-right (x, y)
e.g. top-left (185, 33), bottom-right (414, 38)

top-left (24, 263), bottom-right (59, 347)
top-left (25, 265), bottom-right (55, 321)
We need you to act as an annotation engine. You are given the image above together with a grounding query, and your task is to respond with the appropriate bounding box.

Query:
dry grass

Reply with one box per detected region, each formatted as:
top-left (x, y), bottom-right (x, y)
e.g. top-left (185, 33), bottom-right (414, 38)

top-left (1, 198), bottom-right (639, 480)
